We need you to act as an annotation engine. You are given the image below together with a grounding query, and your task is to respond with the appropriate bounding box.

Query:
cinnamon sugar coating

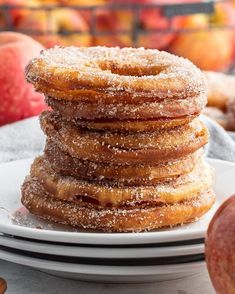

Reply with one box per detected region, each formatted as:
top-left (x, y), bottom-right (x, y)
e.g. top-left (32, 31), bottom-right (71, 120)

top-left (29, 155), bottom-right (214, 207)
top-left (40, 111), bottom-right (209, 165)
top-left (21, 46), bottom-right (214, 232)
top-left (45, 140), bottom-right (203, 186)
top-left (26, 46), bottom-right (206, 103)
top-left (22, 178), bottom-right (215, 232)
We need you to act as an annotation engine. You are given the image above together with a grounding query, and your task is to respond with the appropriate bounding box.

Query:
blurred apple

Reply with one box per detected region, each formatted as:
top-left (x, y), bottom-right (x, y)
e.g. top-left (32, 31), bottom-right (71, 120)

top-left (94, 8), bottom-right (133, 47)
top-left (169, 2), bottom-right (235, 71)
top-left (37, 0), bottom-right (59, 4)
top-left (16, 6), bottom-right (91, 48)
top-left (0, 32), bottom-right (46, 126)
top-left (0, 13), bottom-right (5, 29)
top-left (138, 0), bottom-right (185, 49)
top-left (95, 0), bottom-right (183, 48)
top-left (0, 0), bottom-right (24, 24)
top-left (206, 194), bottom-right (235, 294)
top-left (110, 0), bottom-right (208, 49)
top-left (59, 0), bottom-right (107, 4)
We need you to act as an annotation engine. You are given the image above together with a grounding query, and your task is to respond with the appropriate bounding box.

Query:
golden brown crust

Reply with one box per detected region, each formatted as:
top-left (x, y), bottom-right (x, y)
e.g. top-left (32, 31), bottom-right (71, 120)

top-left (45, 140), bottom-right (203, 186)
top-left (29, 155), bottom-right (213, 207)
top-left (40, 111), bottom-right (209, 165)
top-left (26, 47), bottom-right (206, 103)
top-left (21, 178), bottom-right (215, 232)
top-left (46, 96), bottom-right (205, 120)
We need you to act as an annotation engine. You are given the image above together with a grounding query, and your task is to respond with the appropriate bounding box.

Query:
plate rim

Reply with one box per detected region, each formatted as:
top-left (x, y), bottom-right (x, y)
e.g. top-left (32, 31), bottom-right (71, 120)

top-left (0, 247), bottom-right (206, 276)
top-left (0, 234), bottom-right (204, 258)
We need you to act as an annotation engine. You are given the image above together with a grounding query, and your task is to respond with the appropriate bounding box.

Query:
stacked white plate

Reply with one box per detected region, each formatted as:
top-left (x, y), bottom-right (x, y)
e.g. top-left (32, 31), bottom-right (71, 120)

top-left (0, 158), bottom-right (234, 283)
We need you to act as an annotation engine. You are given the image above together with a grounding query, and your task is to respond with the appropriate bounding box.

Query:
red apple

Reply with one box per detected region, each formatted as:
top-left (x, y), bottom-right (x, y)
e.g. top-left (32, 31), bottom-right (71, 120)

top-left (0, 32), bottom-right (46, 126)
top-left (205, 194), bottom-right (235, 294)
top-left (0, 13), bottom-right (5, 29)
top-left (139, 0), bottom-right (184, 49)
top-left (169, 2), bottom-right (235, 71)
top-left (60, 0), bottom-right (106, 4)
top-left (94, 8), bottom-right (133, 47)
top-left (0, 0), bottom-right (25, 24)
top-left (16, 6), bottom-right (91, 48)
top-left (107, 0), bottom-right (185, 49)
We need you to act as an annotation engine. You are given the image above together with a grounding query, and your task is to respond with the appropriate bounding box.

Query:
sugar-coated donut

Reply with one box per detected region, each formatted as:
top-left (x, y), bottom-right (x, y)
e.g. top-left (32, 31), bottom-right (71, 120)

top-left (45, 140), bottom-right (203, 186)
top-left (26, 46), bottom-right (206, 103)
top-left (21, 178), bottom-right (215, 232)
top-left (40, 111), bottom-right (209, 165)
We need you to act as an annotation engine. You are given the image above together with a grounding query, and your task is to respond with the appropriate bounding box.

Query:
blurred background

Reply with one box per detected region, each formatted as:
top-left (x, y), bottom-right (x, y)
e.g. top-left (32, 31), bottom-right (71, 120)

top-left (1, 0), bottom-right (235, 127)
top-left (1, 0), bottom-right (235, 71)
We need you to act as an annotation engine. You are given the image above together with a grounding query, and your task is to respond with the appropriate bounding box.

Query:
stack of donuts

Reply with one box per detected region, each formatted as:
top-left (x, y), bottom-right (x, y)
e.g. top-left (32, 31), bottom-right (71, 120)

top-left (21, 46), bottom-right (215, 232)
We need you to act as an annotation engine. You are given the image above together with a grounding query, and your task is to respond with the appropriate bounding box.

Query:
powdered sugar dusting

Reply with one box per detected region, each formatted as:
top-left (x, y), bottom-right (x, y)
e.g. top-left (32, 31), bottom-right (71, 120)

top-left (27, 46), bottom-right (206, 99)
top-left (20, 46), bottom-right (214, 232)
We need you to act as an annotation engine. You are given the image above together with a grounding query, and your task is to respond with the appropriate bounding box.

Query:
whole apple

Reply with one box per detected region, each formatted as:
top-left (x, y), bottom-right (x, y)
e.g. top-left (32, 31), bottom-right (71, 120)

top-left (0, 32), bottom-right (46, 126)
top-left (16, 7), bottom-right (91, 48)
top-left (108, 0), bottom-right (183, 49)
top-left (169, 2), bottom-right (235, 71)
top-left (205, 194), bottom-right (235, 294)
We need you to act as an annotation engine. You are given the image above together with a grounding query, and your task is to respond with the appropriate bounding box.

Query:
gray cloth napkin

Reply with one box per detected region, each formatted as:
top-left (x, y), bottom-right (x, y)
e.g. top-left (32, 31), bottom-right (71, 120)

top-left (0, 116), bottom-right (45, 163)
top-left (0, 115), bottom-right (234, 163)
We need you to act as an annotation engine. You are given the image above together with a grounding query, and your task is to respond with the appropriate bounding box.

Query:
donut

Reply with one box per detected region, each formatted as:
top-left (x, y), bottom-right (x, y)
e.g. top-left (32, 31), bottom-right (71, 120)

top-left (21, 178), bottom-right (215, 232)
top-left (202, 106), bottom-right (228, 129)
top-left (226, 97), bottom-right (235, 131)
top-left (29, 155), bottom-right (214, 207)
top-left (26, 46), bottom-right (206, 103)
top-left (45, 140), bottom-right (203, 186)
top-left (46, 95), bottom-right (206, 120)
top-left (204, 71), bottom-right (235, 111)
top-left (40, 111), bottom-right (209, 165)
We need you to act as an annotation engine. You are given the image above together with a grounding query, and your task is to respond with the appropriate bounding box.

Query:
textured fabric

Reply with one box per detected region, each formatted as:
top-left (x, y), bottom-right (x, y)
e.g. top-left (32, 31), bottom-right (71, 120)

top-left (0, 115), bottom-right (234, 163)
top-left (202, 115), bottom-right (235, 162)
top-left (0, 116), bottom-right (45, 163)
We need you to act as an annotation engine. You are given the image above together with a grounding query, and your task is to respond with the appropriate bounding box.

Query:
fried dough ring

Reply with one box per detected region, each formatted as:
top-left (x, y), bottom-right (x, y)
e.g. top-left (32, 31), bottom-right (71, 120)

top-left (202, 107), bottom-right (227, 129)
top-left (205, 71), bottom-right (235, 111)
top-left (72, 115), bottom-right (198, 132)
top-left (46, 95), bottom-right (206, 120)
top-left (45, 140), bottom-right (203, 186)
top-left (21, 179), bottom-right (215, 232)
top-left (227, 97), bottom-right (235, 131)
top-left (29, 156), bottom-right (213, 207)
top-left (26, 46), bottom-right (206, 104)
top-left (40, 111), bottom-right (209, 165)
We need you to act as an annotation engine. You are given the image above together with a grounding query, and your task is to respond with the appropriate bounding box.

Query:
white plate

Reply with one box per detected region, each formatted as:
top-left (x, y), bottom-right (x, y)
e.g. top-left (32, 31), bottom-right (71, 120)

top-left (0, 158), bottom-right (234, 245)
top-left (0, 247), bottom-right (206, 283)
top-left (0, 234), bottom-right (204, 258)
